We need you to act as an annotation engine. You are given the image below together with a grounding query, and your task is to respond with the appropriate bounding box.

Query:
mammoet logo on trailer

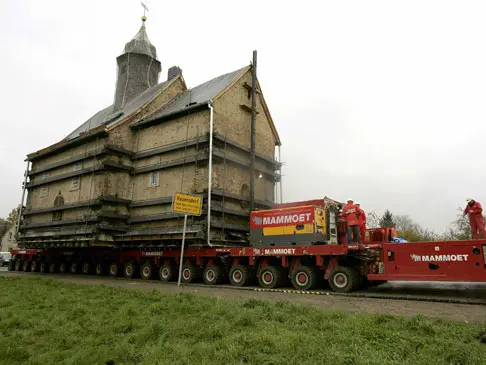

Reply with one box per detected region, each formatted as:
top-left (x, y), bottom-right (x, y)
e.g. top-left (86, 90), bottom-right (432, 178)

top-left (250, 206), bottom-right (315, 229)
top-left (410, 253), bottom-right (469, 262)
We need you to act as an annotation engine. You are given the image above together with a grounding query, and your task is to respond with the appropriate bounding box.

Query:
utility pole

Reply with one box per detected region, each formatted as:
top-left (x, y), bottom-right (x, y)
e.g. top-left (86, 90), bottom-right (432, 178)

top-left (250, 50), bottom-right (257, 212)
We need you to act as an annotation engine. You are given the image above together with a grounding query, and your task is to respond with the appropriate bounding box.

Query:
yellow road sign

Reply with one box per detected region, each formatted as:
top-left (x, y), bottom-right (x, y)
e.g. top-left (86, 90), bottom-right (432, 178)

top-left (172, 192), bottom-right (202, 216)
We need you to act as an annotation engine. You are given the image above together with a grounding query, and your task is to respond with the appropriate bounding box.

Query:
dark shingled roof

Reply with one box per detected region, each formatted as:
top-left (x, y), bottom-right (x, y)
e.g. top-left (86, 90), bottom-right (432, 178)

top-left (65, 65), bottom-right (249, 140)
top-left (64, 79), bottom-right (172, 141)
top-left (134, 66), bottom-right (249, 127)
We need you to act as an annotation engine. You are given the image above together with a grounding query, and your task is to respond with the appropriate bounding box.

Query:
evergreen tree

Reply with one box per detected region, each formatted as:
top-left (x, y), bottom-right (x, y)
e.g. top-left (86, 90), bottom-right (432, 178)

top-left (380, 209), bottom-right (396, 228)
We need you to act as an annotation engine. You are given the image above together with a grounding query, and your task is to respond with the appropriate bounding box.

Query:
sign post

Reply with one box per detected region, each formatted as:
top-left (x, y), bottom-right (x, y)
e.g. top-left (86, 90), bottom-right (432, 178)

top-left (171, 192), bottom-right (202, 289)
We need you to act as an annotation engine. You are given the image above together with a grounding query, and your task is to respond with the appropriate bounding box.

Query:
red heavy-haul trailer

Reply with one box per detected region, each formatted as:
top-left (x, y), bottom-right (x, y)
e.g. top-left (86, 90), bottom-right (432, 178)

top-left (9, 201), bottom-right (486, 293)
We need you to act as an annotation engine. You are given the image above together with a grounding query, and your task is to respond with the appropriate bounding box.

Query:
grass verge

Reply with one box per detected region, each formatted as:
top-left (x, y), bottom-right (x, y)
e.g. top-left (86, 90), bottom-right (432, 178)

top-left (0, 276), bottom-right (485, 365)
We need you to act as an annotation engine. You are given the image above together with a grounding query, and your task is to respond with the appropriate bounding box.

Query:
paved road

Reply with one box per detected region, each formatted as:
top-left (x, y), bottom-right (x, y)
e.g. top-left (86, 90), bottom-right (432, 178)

top-left (2, 270), bottom-right (486, 323)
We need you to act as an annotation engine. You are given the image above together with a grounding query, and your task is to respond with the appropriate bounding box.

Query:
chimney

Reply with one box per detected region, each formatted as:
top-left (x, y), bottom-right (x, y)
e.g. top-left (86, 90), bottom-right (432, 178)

top-left (168, 66), bottom-right (182, 81)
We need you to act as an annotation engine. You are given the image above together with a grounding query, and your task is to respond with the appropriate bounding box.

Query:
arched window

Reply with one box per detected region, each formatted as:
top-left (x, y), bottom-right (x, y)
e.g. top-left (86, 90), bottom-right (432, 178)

top-left (52, 192), bottom-right (64, 221)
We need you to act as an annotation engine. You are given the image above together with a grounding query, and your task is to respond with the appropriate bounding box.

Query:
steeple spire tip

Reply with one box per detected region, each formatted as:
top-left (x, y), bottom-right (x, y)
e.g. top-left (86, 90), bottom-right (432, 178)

top-left (141, 1), bottom-right (149, 22)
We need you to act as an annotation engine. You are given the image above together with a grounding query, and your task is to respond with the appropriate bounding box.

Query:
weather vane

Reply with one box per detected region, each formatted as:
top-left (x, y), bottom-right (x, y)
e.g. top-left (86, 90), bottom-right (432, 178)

top-left (141, 0), bottom-right (149, 22)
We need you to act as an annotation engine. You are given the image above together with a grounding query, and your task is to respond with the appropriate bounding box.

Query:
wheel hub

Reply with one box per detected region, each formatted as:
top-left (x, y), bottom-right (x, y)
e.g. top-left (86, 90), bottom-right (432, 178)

top-left (207, 270), bottom-right (214, 280)
top-left (233, 271), bottom-right (242, 281)
top-left (143, 267), bottom-right (150, 276)
top-left (162, 268), bottom-right (169, 278)
top-left (334, 273), bottom-right (348, 288)
top-left (297, 272), bottom-right (309, 286)
top-left (263, 271), bottom-right (273, 284)
top-left (183, 269), bottom-right (191, 279)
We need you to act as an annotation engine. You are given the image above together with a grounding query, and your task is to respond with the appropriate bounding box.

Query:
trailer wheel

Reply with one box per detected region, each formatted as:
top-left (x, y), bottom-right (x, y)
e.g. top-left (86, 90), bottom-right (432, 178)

top-left (30, 261), bottom-right (38, 272)
top-left (40, 262), bottom-right (48, 273)
top-left (59, 262), bottom-right (68, 274)
top-left (49, 263), bottom-right (57, 274)
top-left (14, 260), bottom-right (22, 271)
top-left (95, 263), bottom-right (105, 276)
top-left (124, 262), bottom-right (137, 279)
top-left (109, 263), bottom-right (120, 277)
top-left (23, 260), bottom-right (31, 272)
top-left (258, 266), bottom-right (282, 289)
top-left (329, 266), bottom-right (360, 293)
top-left (290, 266), bottom-right (317, 291)
top-left (159, 264), bottom-right (175, 282)
top-left (181, 263), bottom-right (201, 283)
top-left (82, 262), bottom-right (91, 275)
top-left (138, 262), bottom-right (152, 280)
top-left (70, 262), bottom-right (79, 274)
top-left (229, 265), bottom-right (250, 287)
top-left (203, 265), bottom-right (222, 285)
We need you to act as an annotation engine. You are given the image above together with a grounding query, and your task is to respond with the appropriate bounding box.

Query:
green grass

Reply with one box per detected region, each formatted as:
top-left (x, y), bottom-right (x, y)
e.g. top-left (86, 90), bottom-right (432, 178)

top-left (0, 277), bottom-right (485, 365)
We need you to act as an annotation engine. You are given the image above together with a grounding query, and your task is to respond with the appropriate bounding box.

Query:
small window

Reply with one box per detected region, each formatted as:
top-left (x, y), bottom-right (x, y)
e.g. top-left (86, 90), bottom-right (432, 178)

top-left (149, 172), bottom-right (159, 187)
top-left (42, 172), bottom-right (50, 180)
top-left (73, 163), bottom-right (82, 171)
top-left (71, 177), bottom-right (80, 190)
top-left (40, 185), bottom-right (49, 197)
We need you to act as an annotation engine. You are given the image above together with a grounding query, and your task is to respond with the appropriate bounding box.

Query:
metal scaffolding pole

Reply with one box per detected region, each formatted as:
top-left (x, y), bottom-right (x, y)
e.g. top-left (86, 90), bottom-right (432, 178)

top-left (250, 50), bottom-right (257, 211)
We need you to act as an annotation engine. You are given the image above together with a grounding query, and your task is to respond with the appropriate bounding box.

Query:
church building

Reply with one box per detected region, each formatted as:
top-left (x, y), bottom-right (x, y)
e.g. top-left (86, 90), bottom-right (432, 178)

top-left (18, 17), bottom-right (281, 248)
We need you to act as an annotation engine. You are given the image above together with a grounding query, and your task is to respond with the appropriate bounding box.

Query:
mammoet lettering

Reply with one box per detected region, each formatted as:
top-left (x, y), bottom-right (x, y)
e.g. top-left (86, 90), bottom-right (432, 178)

top-left (263, 248), bottom-right (296, 255)
top-left (410, 254), bottom-right (469, 262)
top-left (262, 213), bottom-right (312, 226)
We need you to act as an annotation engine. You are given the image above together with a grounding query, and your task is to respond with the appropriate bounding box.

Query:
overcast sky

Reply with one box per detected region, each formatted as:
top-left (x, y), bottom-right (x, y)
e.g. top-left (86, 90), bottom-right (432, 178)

top-left (1, 0), bottom-right (485, 233)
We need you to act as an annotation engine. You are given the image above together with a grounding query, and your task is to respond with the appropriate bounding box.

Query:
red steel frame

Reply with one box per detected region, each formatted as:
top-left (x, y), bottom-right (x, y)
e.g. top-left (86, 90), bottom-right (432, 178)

top-left (10, 238), bottom-right (486, 284)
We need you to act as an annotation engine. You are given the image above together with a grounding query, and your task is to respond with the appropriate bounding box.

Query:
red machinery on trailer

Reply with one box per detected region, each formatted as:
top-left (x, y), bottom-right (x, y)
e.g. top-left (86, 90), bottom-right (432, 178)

top-left (9, 199), bottom-right (486, 293)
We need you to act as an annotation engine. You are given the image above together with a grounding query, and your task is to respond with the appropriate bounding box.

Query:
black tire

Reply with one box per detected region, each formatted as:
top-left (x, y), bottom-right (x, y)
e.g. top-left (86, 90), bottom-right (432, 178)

top-left (203, 265), bottom-right (222, 285)
top-left (49, 263), bottom-right (57, 274)
top-left (40, 262), bottom-right (48, 273)
top-left (181, 263), bottom-right (201, 283)
top-left (95, 263), bottom-right (105, 276)
top-left (328, 266), bottom-right (360, 293)
top-left (124, 262), bottom-right (137, 279)
top-left (290, 265), bottom-right (317, 291)
top-left (14, 260), bottom-right (22, 271)
top-left (59, 262), bottom-right (68, 274)
top-left (23, 260), bottom-right (31, 272)
top-left (257, 266), bottom-right (282, 289)
top-left (30, 261), bottom-right (38, 272)
top-left (8, 260), bottom-right (15, 271)
top-left (82, 262), bottom-right (91, 275)
top-left (108, 263), bottom-right (120, 277)
top-left (229, 265), bottom-right (250, 287)
top-left (140, 262), bottom-right (152, 280)
top-left (159, 264), bottom-right (175, 282)
top-left (70, 262), bottom-right (79, 274)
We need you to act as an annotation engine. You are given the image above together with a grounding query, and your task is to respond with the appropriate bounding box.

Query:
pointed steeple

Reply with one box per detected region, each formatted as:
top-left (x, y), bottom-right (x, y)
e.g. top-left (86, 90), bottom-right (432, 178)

top-left (113, 18), bottom-right (161, 111)
top-left (122, 21), bottom-right (158, 59)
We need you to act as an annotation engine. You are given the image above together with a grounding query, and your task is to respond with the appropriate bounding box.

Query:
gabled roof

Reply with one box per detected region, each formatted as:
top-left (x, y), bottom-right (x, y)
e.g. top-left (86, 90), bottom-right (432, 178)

top-left (133, 66), bottom-right (250, 128)
top-left (64, 78), bottom-right (176, 141)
